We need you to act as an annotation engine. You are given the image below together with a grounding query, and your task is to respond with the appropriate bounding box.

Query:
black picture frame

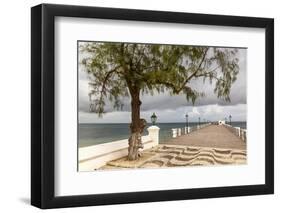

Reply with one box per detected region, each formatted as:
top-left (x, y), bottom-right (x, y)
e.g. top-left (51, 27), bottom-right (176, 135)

top-left (31, 3), bottom-right (274, 209)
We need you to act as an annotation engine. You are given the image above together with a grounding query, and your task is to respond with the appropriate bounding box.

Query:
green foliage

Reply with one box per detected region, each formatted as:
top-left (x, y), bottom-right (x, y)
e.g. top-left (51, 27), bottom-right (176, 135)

top-left (80, 42), bottom-right (239, 115)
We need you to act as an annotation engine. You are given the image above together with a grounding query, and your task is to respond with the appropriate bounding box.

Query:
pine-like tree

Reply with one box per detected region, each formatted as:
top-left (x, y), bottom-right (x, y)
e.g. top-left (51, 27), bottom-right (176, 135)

top-left (80, 42), bottom-right (239, 160)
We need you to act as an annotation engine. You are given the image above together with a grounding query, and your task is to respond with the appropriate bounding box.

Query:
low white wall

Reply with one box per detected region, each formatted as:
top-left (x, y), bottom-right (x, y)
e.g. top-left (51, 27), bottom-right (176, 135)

top-left (79, 126), bottom-right (159, 171)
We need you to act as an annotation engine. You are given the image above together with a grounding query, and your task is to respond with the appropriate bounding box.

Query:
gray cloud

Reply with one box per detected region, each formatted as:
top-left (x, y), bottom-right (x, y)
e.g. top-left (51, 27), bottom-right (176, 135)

top-left (79, 104), bottom-right (246, 123)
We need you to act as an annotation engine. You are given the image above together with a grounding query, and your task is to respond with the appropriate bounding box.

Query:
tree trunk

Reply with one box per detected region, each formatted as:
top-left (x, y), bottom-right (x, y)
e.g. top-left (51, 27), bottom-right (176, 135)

top-left (128, 90), bottom-right (147, 160)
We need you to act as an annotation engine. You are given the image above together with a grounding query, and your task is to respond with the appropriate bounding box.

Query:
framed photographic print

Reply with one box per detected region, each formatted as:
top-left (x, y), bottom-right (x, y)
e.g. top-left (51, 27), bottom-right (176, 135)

top-left (31, 3), bottom-right (274, 209)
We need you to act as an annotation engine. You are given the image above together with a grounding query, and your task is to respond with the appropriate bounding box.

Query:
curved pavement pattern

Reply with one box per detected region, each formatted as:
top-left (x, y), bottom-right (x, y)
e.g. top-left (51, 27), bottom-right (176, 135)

top-left (102, 145), bottom-right (246, 170)
top-left (140, 145), bottom-right (246, 168)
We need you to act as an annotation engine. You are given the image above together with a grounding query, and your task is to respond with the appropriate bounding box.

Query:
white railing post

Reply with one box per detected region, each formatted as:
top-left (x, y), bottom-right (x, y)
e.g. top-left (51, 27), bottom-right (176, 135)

top-left (184, 127), bottom-right (187, 134)
top-left (147, 126), bottom-right (160, 146)
top-left (178, 128), bottom-right (181, 136)
top-left (243, 130), bottom-right (247, 142)
top-left (188, 127), bottom-right (191, 133)
top-left (235, 127), bottom-right (241, 137)
top-left (172, 128), bottom-right (177, 138)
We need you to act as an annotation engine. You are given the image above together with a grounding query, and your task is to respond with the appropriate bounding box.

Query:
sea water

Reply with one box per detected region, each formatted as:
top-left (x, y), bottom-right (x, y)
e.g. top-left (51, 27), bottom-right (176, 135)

top-left (78, 122), bottom-right (246, 148)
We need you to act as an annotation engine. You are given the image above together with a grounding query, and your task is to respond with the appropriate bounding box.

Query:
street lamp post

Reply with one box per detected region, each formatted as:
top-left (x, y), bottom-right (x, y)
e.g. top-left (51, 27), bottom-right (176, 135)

top-left (229, 115), bottom-right (232, 126)
top-left (185, 113), bottom-right (189, 128)
top-left (151, 112), bottom-right (157, 125)
top-left (198, 117), bottom-right (201, 126)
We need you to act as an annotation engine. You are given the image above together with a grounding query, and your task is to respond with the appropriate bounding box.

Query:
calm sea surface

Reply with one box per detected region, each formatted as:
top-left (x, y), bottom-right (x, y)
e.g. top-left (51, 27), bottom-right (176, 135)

top-left (78, 122), bottom-right (246, 148)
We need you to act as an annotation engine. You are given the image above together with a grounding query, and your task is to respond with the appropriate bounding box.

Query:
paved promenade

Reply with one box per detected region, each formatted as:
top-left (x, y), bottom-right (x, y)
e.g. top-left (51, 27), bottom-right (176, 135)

top-left (164, 124), bottom-right (246, 150)
top-left (99, 124), bottom-right (247, 170)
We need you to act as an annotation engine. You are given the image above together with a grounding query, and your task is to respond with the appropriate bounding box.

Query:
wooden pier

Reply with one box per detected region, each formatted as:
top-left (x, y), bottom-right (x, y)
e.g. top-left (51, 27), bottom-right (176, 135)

top-left (164, 124), bottom-right (246, 150)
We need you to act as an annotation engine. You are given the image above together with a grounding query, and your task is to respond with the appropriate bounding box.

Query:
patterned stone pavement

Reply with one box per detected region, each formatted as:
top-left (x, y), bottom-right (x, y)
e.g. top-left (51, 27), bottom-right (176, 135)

top-left (101, 144), bottom-right (247, 170)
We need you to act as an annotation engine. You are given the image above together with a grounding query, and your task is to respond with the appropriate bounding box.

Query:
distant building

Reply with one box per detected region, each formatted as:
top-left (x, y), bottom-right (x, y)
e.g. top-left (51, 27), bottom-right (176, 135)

top-left (218, 120), bottom-right (226, 125)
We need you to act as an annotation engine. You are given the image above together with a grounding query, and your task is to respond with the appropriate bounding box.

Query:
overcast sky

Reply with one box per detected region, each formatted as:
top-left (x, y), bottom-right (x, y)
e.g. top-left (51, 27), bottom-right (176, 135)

top-left (78, 47), bottom-right (247, 123)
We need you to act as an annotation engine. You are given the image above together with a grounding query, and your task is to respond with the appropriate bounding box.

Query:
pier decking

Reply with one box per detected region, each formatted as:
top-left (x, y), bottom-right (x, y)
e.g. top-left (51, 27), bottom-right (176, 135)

top-left (164, 124), bottom-right (246, 150)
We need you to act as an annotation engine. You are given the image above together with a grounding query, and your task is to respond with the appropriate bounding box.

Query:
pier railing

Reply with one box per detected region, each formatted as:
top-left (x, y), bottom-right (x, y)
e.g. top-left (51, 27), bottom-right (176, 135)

top-left (223, 124), bottom-right (247, 143)
top-left (171, 123), bottom-right (211, 138)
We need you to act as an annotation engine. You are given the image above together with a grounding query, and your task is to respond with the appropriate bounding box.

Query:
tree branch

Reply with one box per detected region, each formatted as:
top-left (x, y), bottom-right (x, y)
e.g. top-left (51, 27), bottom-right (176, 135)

top-left (186, 48), bottom-right (209, 81)
top-left (90, 66), bottom-right (121, 113)
top-left (151, 79), bottom-right (192, 94)
top-left (194, 71), bottom-right (226, 83)
top-left (173, 48), bottom-right (209, 93)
